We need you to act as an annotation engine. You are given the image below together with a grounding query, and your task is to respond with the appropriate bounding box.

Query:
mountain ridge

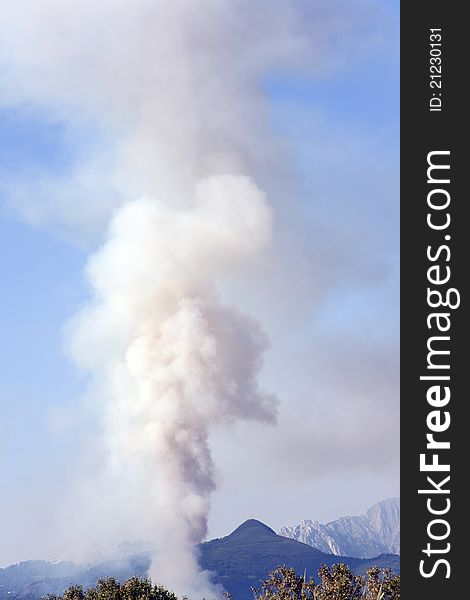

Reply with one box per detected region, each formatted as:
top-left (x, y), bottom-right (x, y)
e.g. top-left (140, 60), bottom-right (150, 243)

top-left (0, 517), bottom-right (399, 600)
top-left (279, 498), bottom-right (400, 559)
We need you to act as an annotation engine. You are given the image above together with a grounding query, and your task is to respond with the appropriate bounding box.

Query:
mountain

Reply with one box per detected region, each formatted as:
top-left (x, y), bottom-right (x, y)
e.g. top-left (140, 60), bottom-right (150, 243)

top-left (279, 498), bottom-right (400, 559)
top-left (0, 555), bottom-right (151, 600)
top-left (198, 519), bottom-right (399, 600)
top-left (0, 519), bottom-right (399, 600)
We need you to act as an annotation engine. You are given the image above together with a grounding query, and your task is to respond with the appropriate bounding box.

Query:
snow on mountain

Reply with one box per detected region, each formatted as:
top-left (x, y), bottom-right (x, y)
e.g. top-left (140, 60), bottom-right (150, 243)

top-left (279, 498), bottom-right (400, 559)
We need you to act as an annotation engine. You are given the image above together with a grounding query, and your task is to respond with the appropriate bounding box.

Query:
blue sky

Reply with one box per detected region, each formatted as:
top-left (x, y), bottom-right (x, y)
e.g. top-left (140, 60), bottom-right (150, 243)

top-left (0, 0), bottom-right (399, 565)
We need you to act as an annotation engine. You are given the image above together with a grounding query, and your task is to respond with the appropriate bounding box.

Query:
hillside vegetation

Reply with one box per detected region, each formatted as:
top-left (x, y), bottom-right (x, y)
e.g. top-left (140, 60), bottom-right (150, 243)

top-left (45, 565), bottom-right (400, 600)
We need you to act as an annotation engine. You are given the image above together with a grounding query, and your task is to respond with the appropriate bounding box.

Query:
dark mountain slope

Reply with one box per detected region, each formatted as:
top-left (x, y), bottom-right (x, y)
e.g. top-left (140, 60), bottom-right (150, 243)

top-left (198, 519), bottom-right (399, 599)
top-left (0, 520), bottom-right (399, 600)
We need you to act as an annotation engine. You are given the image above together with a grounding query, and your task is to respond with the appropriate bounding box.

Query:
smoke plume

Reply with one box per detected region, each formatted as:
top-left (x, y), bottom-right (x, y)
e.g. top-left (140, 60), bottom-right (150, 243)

top-left (0, 0), bottom-right (373, 241)
top-left (66, 176), bottom-right (277, 596)
top-left (0, 0), bottom-right (390, 594)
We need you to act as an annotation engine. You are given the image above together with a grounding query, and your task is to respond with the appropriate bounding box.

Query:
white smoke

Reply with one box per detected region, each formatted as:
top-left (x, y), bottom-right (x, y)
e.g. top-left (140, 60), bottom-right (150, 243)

top-left (65, 176), bottom-right (277, 596)
top-left (0, 0), bottom-right (375, 241)
top-left (0, 0), bottom-right (390, 594)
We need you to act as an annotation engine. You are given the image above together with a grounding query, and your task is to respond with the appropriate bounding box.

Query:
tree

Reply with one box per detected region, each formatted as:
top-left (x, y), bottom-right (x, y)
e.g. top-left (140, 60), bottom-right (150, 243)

top-left (47, 566), bottom-right (399, 600)
top-left (253, 565), bottom-right (400, 600)
top-left (361, 567), bottom-right (400, 600)
top-left (46, 577), bottom-right (178, 600)
top-left (252, 565), bottom-right (316, 600)
top-left (315, 564), bottom-right (363, 600)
